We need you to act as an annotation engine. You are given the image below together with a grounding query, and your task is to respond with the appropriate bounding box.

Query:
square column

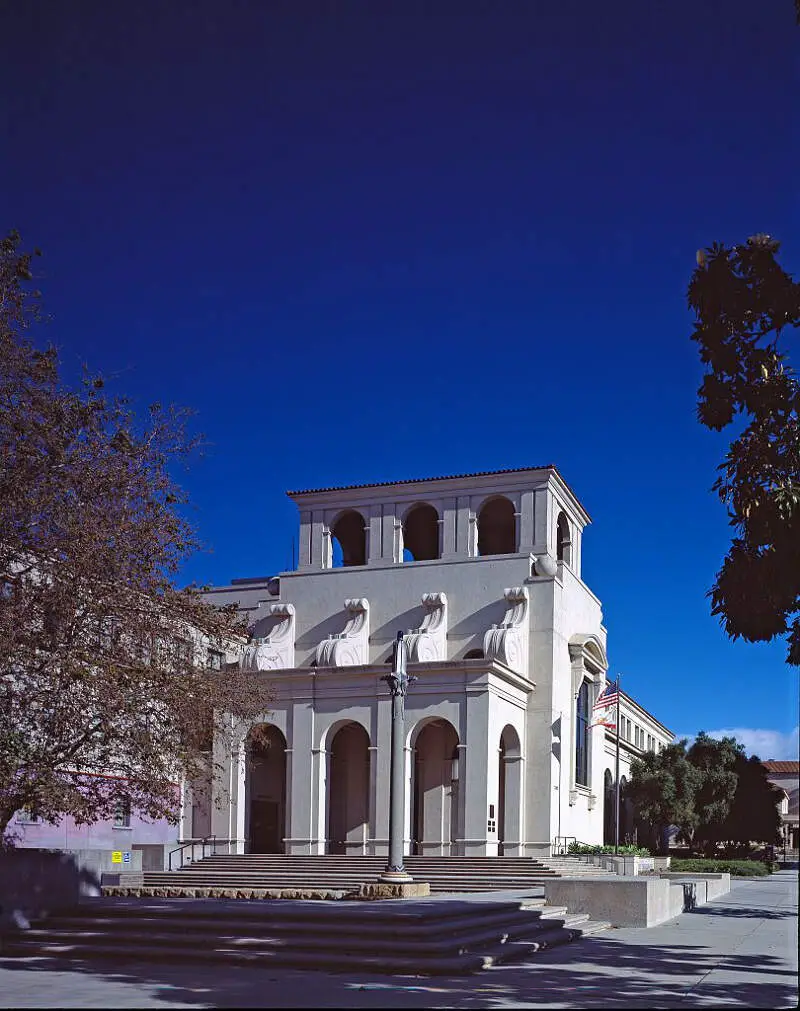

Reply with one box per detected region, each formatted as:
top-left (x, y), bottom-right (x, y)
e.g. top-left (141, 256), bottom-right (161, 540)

top-left (370, 698), bottom-right (392, 855)
top-left (460, 692), bottom-right (500, 856)
top-left (284, 701), bottom-right (321, 854)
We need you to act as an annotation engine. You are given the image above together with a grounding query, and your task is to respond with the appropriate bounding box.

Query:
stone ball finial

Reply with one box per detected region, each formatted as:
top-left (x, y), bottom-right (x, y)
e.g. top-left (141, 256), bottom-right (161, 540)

top-left (533, 554), bottom-right (558, 578)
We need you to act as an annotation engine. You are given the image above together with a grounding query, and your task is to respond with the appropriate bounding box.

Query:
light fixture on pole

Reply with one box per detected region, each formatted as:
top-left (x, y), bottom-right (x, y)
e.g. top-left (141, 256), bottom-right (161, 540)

top-left (379, 630), bottom-right (416, 883)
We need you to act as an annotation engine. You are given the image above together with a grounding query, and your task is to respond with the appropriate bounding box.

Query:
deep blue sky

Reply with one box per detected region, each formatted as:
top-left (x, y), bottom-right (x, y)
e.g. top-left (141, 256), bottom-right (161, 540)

top-left (2, 1), bottom-right (798, 756)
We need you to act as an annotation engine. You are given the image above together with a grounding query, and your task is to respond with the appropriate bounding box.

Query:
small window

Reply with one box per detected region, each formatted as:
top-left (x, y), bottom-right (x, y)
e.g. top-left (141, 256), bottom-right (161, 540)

top-left (114, 798), bottom-right (131, 829)
top-left (174, 640), bottom-right (192, 668)
top-left (207, 649), bottom-right (224, 671)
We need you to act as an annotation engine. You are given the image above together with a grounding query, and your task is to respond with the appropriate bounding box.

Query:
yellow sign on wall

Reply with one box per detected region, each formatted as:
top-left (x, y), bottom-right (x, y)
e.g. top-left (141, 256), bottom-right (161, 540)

top-left (111, 850), bottom-right (122, 864)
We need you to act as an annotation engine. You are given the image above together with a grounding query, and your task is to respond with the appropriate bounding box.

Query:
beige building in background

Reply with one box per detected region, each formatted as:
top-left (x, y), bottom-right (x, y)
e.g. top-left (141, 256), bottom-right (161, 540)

top-left (763, 761), bottom-right (799, 850)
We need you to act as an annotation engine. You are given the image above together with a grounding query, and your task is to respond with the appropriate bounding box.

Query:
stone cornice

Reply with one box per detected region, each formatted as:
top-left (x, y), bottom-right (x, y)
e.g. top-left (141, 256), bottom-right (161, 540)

top-left (246, 657), bottom-right (535, 695)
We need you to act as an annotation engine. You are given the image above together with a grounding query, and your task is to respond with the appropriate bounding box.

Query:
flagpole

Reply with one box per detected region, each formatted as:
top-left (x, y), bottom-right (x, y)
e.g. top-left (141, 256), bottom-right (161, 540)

top-left (614, 674), bottom-right (621, 855)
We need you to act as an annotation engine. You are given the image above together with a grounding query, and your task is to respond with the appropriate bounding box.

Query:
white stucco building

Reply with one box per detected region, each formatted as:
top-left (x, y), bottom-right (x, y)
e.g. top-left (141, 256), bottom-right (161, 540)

top-left (193, 466), bottom-right (666, 860)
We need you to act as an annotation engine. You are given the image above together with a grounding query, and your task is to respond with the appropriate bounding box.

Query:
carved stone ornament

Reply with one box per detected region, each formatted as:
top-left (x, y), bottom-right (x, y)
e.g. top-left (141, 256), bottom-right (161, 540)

top-left (532, 553), bottom-right (558, 578)
top-left (483, 586), bottom-right (530, 675)
top-left (315, 598), bottom-right (370, 667)
top-left (405, 592), bottom-right (448, 662)
top-left (241, 603), bottom-right (296, 671)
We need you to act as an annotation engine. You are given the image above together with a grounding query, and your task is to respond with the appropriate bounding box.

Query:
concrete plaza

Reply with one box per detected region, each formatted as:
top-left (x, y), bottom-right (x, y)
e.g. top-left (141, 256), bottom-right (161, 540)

top-left (0, 869), bottom-right (796, 1009)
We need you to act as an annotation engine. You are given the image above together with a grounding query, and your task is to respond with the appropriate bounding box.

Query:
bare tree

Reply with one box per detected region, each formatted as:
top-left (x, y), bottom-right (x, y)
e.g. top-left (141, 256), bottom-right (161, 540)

top-left (0, 231), bottom-right (268, 840)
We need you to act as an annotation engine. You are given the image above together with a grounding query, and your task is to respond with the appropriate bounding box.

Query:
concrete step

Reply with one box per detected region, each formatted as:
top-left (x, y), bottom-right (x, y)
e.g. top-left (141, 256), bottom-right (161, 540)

top-left (142, 854), bottom-right (562, 895)
top-left (1, 896), bottom-right (609, 975)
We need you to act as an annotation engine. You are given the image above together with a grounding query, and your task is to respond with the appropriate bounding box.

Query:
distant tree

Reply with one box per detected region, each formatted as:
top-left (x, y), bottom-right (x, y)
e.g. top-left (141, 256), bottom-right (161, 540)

top-left (626, 741), bottom-right (699, 855)
top-left (689, 235), bottom-right (800, 664)
top-left (0, 231), bottom-right (267, 841)
top-left (687, 732), bottom-right (742, 854)
top-left (720, 754), bottom-right (783, 854)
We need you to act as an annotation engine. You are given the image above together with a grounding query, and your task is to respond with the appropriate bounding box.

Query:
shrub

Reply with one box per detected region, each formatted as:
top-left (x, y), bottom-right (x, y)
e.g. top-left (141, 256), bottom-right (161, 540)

top-left (670, 858), bottom-right (769, 876)
top-left (567, 842), bottom-right (651, 856)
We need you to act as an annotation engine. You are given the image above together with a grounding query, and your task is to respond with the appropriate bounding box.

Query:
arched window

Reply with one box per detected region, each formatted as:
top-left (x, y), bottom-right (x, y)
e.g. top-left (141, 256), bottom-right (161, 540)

top-left (330, 510), bottom-right (366, 567)
top-left (556, 511), bottom-right (572, 565)
top-left (402, 503), bottom-right (440, 561)
top-left (575, 680), bottom-right (589, 787)
top-left (477, 497), bottom-right (516, 556)
top-left (603, 769), bottom-right (615, 845)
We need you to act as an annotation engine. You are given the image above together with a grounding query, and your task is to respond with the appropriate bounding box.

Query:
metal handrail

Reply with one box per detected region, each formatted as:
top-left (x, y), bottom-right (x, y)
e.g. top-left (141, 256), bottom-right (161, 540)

top-left (552, 835), bottom-right (577, 856)
top-left (168, 834), bottom-right (218, 871)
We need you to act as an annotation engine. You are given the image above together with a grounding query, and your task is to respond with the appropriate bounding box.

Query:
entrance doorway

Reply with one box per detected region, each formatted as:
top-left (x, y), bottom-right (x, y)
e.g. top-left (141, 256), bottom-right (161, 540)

top-left (245, 724), bottom-right (286, 853)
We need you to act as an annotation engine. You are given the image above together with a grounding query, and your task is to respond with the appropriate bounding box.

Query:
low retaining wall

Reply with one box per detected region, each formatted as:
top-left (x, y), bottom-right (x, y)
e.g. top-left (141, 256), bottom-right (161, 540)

top-left (544, 871), bottom-right (731, 927)
top-left (570, 854), bottom-right (671, 875)
top-left (658, 872), bottom-right (730, 902)
top-left (0, 850), bottom-right (99, 921)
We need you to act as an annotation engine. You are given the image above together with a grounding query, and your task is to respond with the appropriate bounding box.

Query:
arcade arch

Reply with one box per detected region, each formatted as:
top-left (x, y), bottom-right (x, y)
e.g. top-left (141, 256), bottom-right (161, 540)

top-left (411, 718), bottom-right (460, 856)
top-left (477, 496), bottom-right (516, 555)
top-left (326, 722), bottom-right (370, 854)
top-left (244, 724), bottom-right (286, 853)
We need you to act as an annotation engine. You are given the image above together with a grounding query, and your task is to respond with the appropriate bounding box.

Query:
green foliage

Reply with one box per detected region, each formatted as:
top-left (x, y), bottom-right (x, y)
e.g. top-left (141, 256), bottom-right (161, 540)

top-left (721, 754), bottom-right (783, 850)
top-left (688, 732), bottom-right (741, 852)
top-left (626, 740), bottom-right (699, 853)
top-left (567, 842), bottom-right (650, 856)
top-left (689, 235), bottom-right (800, 664)
top-left (627, 731), bottom-right (785, 858)
top-left (670, 858), bottom-right (770, 877)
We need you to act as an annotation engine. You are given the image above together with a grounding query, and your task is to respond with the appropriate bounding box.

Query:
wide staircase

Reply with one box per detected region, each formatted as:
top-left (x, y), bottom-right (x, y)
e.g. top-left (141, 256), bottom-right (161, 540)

top-left (1, 892), bottom-right (610, 975)
top-left (135, 853), bottom-right (618, 895)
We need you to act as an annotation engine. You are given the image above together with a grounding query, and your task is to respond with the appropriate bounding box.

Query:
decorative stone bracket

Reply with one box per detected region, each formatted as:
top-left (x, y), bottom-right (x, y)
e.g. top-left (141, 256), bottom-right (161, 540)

top-left (405, 592), bottom-right (448, 662)
top-left (241, 603), bottom-right (296, 671)
top-left (483, 586), bottom-right (530, 675)
top-left (316, 598), bottom-right (370, 667)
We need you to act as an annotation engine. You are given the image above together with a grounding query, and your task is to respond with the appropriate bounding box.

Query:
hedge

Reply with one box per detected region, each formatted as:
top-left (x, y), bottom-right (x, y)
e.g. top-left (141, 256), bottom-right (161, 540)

top-left (670, 858), bottom-right (771, 876)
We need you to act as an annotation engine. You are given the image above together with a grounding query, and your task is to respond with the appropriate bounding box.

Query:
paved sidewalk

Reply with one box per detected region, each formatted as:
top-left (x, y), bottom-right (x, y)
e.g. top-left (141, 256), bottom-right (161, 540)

top-left (0, 870), bottom-right (796, 1009)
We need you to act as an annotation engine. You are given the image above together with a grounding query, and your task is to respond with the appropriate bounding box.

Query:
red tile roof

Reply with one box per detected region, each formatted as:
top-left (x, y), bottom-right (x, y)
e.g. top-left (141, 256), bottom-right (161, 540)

top-left (762, 761), bottom-right (799, 774)
top-left (286, 464), bottom-right (558, 497)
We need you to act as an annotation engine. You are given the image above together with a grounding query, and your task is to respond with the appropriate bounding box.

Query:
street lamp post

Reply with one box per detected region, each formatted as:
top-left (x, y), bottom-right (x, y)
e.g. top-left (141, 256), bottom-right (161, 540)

top-left (379, 631), bottom-right (416, 883)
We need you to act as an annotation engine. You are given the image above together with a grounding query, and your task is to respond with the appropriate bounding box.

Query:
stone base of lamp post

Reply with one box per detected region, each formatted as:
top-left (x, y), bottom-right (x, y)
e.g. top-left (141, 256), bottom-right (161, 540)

top-left (378, 867), bottom-right (414, 884)
top-left (359, 880), bottom-right (431, 899)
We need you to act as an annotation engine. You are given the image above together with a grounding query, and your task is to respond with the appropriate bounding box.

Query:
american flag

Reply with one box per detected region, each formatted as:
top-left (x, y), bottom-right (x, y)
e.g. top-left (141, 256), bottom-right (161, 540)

top-left (592, 681), bottom-right (619, 713)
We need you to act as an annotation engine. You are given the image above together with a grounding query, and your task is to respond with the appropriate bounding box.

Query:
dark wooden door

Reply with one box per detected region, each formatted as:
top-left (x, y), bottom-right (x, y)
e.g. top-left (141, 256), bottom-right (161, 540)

top-left (250, 799), bottom-right (281, 853)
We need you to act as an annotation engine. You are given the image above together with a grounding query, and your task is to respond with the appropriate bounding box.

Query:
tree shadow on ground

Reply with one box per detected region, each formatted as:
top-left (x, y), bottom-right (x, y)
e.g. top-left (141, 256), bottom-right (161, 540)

top-left (685, 904), bottom-right (796, 920)
top-left (0, 933), bottom-right (796, 1010)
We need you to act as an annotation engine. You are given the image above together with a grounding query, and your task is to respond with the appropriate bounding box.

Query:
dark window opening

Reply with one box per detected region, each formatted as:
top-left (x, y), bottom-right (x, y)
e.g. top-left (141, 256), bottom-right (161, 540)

top-left (556, 512), bottom-right (572, 565)
top-left (331, 510), bottom-right (366, 567)
top-left (402, 503), bottom-right (440, 561)
top-left (464, 648), bottom-right (484, 660)
top-left (114, 797), bottom-right (131, 828)
top-left (477, 497), bottom-right (516, 556)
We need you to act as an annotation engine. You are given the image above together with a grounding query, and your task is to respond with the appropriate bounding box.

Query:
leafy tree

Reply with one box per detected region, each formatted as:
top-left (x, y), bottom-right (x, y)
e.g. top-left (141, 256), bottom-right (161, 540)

top-left (689, 235), bottom-right (800, 664)
top-left (626, 740), bottom-right (699, 855)
top-left (687, 732), bottom-right (741, 854)
top-left (720, 754), bottom-right (783, 853)
top-left (0, 231), bottom-right (268, 841)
